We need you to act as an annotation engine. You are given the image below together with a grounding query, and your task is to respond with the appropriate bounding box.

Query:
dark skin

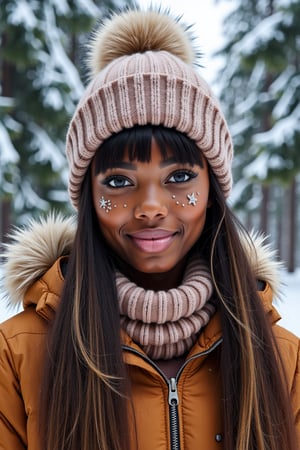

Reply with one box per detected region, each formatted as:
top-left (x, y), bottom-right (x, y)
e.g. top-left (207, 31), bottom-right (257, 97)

top-left (113, 253), bottom-right (189, 291)
top-left (92, 139), bottom-right (210, 291)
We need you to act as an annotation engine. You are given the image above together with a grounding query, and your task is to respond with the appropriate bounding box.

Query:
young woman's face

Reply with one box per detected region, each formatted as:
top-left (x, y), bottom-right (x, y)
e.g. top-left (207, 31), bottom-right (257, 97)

top-left (92, 138), bottom-right (210, 283)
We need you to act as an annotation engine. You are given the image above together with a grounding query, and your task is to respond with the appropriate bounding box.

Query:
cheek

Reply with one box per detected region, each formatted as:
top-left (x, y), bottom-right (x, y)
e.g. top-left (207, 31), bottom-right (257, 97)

top-left (173, 191), bottom-right (209, 220)
top-left (180, 196), bottom-right (209, 242)
top-left (92, 184), bottom-right (134, 245)
top-left (188, 207), bottom-right (208, 234)
top-left (95, 208), bottom-right (125, 235)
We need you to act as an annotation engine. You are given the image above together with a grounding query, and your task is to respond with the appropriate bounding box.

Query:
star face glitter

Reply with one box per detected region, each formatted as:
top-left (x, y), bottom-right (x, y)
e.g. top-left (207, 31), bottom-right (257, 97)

top-left (99, 195), bottom-right (112, 213)
top-left (187, 192), bottom-right (198, 206)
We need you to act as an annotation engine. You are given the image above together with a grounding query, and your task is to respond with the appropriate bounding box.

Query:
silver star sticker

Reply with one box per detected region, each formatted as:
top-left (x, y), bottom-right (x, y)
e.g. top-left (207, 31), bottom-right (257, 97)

top-left (187, 193), bottom-right (198, 206)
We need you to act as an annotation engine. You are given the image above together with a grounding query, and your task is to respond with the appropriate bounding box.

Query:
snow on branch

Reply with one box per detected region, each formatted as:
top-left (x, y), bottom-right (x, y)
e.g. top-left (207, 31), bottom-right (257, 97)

top-left (43, 4), bottom-right (84, 99)
top-left (29, 123), bottom-right (66, 171)
top-left (0, 121), bottom-right (19, 165)
top-left (14, 180), bottom-right (49, 211)
top-left (253, 105), bottom-right (300, 147)
top-left (7, 0), bottom-right (38, 29)
top-left (232, 12), bottom-right (292, 57)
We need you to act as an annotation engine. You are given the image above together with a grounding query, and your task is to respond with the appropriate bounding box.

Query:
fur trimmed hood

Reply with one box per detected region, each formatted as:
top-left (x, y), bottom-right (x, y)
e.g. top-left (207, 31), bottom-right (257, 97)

top-left (1, 214), bottom-right (282, 307)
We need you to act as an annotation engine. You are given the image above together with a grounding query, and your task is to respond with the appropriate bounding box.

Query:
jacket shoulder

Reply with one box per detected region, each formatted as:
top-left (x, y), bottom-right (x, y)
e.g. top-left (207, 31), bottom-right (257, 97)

top-left (0, 306), bottom-right (48, 340)
top-left (272, 323), bottom-right (299, 388)
top-left (272, 323), bottom-right (299, 357)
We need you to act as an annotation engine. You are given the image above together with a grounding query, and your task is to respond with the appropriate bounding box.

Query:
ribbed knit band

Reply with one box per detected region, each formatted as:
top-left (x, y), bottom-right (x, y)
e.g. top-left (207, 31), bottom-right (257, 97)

top-left (117, 257), bottom-right (216, 360)
top-left (66, 50), bottom-right (233, 208)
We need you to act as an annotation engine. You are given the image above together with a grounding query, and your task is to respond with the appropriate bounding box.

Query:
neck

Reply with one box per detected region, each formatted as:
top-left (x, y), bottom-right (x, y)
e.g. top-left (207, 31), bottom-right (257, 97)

top-left (114, 257), bottom-right (188, 291)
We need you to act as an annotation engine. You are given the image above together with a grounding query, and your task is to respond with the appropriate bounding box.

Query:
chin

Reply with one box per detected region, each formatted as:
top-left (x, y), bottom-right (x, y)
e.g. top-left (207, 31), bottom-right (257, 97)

top-left (133, 261), bottom-right (177, 275)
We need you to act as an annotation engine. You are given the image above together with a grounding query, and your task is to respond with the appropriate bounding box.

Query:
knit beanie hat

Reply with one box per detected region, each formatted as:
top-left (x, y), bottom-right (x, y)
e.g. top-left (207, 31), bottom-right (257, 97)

top-left (66, 9), bottom-right (234, 209)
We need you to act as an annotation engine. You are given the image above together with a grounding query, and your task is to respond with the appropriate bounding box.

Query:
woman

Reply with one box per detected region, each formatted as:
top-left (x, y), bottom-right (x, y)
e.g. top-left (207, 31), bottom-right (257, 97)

top-left (0, 8), bottom-right (299, 450)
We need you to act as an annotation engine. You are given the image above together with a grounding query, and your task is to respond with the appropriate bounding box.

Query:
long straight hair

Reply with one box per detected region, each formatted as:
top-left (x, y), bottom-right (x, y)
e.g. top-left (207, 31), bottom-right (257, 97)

top-left (40, 173), bottom-right (132, 449)
top-left (202, 173), bottom-right (298, 450)
top-left (40, 125), bottom-right (297, 450)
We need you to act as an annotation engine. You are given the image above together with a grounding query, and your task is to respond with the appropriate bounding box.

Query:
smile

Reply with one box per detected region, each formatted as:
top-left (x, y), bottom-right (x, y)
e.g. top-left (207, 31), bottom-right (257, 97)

top-left (128, 229), bottom-right (177, 253)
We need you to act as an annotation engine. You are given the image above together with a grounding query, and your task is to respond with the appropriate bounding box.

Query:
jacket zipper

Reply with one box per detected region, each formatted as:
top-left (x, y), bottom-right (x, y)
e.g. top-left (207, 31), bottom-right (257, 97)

top-left (168, 377), bottom-right (180, 450)
top-left (122, 338), bottom-right (223, 450)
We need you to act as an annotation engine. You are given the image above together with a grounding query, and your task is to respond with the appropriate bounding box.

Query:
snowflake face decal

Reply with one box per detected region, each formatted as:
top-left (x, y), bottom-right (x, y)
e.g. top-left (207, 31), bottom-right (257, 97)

top-left (99, 196), bottom-right (112, 213)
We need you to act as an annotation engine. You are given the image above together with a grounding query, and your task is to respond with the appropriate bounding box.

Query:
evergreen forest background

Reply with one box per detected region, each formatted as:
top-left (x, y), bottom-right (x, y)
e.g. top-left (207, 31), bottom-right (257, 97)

top-left (1, 0), bottom-right (300, 271)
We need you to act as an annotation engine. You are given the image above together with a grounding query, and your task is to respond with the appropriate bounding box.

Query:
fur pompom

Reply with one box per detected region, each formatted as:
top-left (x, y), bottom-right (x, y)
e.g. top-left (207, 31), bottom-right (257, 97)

top-left (88, 9), bottom-right (196, 77)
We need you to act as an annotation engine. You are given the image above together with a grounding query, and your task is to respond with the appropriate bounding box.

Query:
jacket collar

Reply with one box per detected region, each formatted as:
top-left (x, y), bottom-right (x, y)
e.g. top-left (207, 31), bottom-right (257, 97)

top-left (1, 213), bottom-right (76, 307)
top-left (1, 214), bottom-right (282, 328)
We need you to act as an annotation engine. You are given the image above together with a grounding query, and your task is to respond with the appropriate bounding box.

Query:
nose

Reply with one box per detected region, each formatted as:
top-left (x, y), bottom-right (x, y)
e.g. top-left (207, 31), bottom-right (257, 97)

top-left (134, 186), bottom-right (168, 221)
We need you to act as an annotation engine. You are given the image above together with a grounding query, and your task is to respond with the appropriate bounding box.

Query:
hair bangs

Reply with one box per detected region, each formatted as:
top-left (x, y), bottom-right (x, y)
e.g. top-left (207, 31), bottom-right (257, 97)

top-left (93, 125), bottom-right (204, 174)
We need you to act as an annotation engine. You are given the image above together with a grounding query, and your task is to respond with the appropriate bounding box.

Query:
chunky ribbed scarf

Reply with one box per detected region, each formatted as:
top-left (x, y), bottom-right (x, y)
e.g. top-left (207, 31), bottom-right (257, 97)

top-left (117, 258), bottom-right (216, 360)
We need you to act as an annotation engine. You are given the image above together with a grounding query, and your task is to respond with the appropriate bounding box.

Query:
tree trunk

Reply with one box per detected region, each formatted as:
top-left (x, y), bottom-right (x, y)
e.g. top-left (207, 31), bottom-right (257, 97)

top-left (276, 205), bottom-right (283, 260)
top-left (260, 185), bottom-right (270, 235)
top-left (287, 177), bottom-right (297, 272)
top-left (1, 33), bottom-right (14, 246)
top-left (0, 200), bottom-right (11, 249)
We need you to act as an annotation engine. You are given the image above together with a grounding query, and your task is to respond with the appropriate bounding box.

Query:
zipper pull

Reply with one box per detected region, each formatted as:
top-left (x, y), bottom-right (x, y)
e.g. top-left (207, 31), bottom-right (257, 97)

top-left (168, 377), bottom-right (179, 406)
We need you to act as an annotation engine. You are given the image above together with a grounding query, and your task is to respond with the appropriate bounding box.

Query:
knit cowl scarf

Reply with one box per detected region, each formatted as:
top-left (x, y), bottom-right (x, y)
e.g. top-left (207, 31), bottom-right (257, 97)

top-left (117, 258), bottom-right (216, 360)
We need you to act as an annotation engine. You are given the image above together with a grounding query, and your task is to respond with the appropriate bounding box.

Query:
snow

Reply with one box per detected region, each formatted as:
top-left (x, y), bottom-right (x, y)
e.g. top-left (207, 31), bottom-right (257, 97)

top-left (7, 0), bottom-right (38, 29)
top-left (248, 61), bottom-right (265, 88)
top-left (75, 0), bottom-right (102, 16)
top-left (235, 93), bottom-right (258, 116)
top-left (29, 123), bottom-right (65, 171)
top-left (0, 96), bottom-right (15, 108)
top-left (269, 66), bottom-right (295, 96)
top-left (232, 12), bottom-right (289, 57)
top-left (51, 0), bottom-right (70, 15)
top-left (244, 150), bottom-right (295, 180)
top-left (253, 105), bottom-right (300, 148)
top-left (229, 179), bottom-right (251, 205)
top-left (277, 0), bottom-right (299, 6)
top-left (48, 190), bottom-right (70, 202)
top-left (50, 0), bottom-right (101, 17)
top-left (43, 87), bottom-right (64, 111)
top-left (0, 121), bottom-right (20, 164)
top-left (14, 181), bottom-right (49, 211)
top-left (43, 4), bottom-right (84, 100)
top-left (244, 152), bottom-right (269, 180)
top-left (273, 86), bottom-right (296, 119)
top-left (229, 118), bottom-right (252, 138)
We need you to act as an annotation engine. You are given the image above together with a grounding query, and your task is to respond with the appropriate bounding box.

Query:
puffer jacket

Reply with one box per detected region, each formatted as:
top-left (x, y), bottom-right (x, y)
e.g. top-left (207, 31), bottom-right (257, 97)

top-left (0, 215), bottom-right (299, 450)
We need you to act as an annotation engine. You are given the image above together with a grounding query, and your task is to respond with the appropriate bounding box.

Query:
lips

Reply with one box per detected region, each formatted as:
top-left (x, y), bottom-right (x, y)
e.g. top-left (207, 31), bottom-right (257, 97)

top-left (128, 229), bottom-right (177, 253)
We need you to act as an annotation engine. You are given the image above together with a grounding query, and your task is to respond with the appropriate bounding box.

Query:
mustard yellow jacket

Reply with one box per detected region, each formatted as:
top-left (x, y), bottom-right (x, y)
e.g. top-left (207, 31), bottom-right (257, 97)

top-left (0, 216), bottom-right (299, 449)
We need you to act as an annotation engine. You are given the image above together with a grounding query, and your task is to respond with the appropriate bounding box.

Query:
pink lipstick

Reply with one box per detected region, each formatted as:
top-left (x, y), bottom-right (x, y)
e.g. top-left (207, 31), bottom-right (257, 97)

top-left (129, 229), bottom-right (176, 253)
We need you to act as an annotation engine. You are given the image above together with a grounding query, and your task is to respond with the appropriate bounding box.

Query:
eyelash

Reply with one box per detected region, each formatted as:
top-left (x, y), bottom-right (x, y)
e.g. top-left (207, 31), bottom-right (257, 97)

top-left (103, 176), bottom-right (132, 188)
top-left (167, 170), bottom-right (197, 184)
top-left (103, 169), bottom-right (197, 188)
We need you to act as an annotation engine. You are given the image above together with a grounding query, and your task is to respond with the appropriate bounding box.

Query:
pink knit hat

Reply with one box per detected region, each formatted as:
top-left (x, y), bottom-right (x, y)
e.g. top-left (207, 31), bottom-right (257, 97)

top-left (66, 9), bottom-right (233, 209)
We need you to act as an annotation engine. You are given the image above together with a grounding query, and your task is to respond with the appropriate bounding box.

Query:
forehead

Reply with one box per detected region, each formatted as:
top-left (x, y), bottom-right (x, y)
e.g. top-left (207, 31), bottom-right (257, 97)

top-left (93, 125), bottom-right (203, 174)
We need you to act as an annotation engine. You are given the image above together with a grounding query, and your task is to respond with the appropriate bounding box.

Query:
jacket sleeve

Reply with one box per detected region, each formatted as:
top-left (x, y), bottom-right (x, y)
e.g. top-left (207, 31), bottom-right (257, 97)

top-left (0, 329), bottom-right (27, 449)
top-left (291, 338), bottom-right (300, 442)
top-left (274, 324), bottom-right (300, 442)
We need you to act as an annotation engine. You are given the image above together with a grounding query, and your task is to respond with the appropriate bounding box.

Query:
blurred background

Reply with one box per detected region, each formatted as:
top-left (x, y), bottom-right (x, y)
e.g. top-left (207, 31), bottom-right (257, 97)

top-left (0, 0), bottom-right (299, 333)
